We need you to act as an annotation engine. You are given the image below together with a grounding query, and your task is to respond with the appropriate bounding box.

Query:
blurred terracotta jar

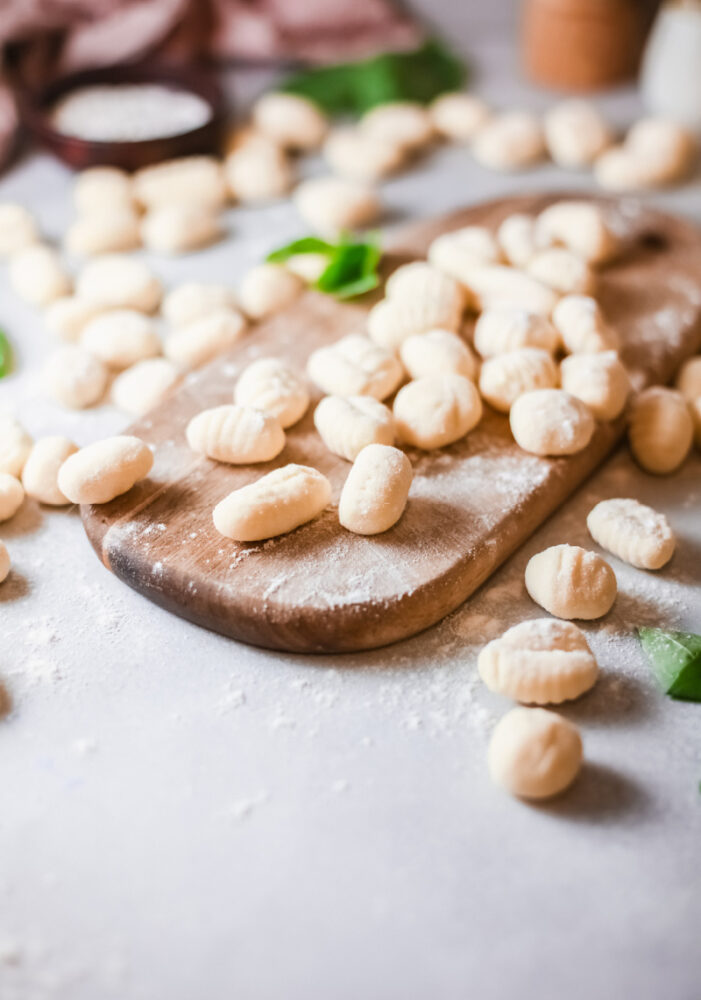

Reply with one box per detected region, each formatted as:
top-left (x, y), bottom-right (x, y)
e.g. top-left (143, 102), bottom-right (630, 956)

top-left (523, 0), bottom-right (649, 90)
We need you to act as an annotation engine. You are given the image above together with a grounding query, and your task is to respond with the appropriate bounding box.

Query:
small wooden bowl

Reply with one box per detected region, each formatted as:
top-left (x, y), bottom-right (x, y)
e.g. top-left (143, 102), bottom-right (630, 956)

top-left (17, 63), bottom-right (227, 171)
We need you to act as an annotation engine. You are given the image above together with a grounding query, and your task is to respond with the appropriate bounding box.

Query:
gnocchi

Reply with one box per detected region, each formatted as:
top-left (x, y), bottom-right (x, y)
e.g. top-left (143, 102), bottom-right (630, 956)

top-left (628, 386), bottom-right (693, 474)
top-left (294, 177), bottom-right (381, 236)
top-left (164, 308), bottom-right (247, 370)
top-left (361, 102), bottom-right (434, 150)
top-left (213, 463), bottom-right (331, 541)
top-left (43, 346), bottom-right (108, 409)
top-left (535, 201), bottom-right (619, 266)
top-left (81, 310), bottom-right (161, 370)
top-left (58, 435), bottom-right (153, 504)
top-left (560, 351), bottom-right (630, 421)
top-left (427, 226), bottom-right (502, 286)
top-left (385, 261), bottom-right (465, 312)
top-left (394, 374), bottom-right (482, 449)
top-left (0, 473), bottom-right (24, 522)
top-left (21, 436), bottom-right (78, 506)
top-left (0, 418), bottom-right (32, 477)
top-left (399, 329), bottom-right (477, 381)
top-left (527, 247), bottom-right (594, 296)
top-left (472, 111), bottom-right (545, 171)
top-left (314, 395), bottom-right (395, 461)
top-left (252, 93), bottom-right (327, 151)
top-left (479, 348), bottom-right (558, 413)
top-left (66, 208), bottom-right (141, 256)
top-left (587, 497), bottom-right (675, 570)
top-left (510, 389), bottom-right (595, 457)
top-left (186, 405), bottom-right (285, 465)
top-left (543, 100), bottom-right (613, 168)
top-left (0, 203), bottom-right (40, 255)
top-left (133, 156), bottom-right (228, 210)
top-left (323, 127), bottom-right (405, 182)
top-left (111, 358), bottom-right (180, 417)
top-left (488, 707), bottom-right (583, 799)
top-left (595, 118), bottom-right (696, 190)
top-left (525, 543), bottom-right (617, 620)
top-left (140, 204), bottom-right (222, 254)
top-left (478, 618), bottom-right (598, 704)
top-left (77, 255), bottom-right (162, 313)
top-left (44, 296), bottom-right (105, 342)
top-left (225, 141), bottom-right (294, 203)
top-left (238, 264), bottom-right (304, 320)
top-left (10, 245), bottom-right (72, 306)
top-left (234, 358), bottom-right (309, 428)
top-left (162, 282), bottom-right (238, 328)
top-left (463, 266), bottom-right (559, 317)
top-left (339, 444), bottom-right (413, 535)
top-left (367, 292), bottom-right (463, 352)
top-left (497, 214), bottom-right (538, 269)
top-left (74, 167), bottom-right (134, 214)
top-left (429, 92), bottom-right (491, 142)
top-left (473, 308), bottom-right (559, 358)
top-left (552, 295), bottom-right (619, 354)
top-left (307, 334), bottom-right (403, 401)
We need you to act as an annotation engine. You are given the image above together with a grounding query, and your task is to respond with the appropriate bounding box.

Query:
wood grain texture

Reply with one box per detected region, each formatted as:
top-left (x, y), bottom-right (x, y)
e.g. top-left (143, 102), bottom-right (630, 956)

top-left (81, 194), bottom-right (701, 653)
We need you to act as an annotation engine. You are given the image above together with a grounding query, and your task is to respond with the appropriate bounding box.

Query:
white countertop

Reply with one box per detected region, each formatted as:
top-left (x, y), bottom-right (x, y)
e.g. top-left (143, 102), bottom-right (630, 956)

top-left (2, 4), bottom-right (701, 998)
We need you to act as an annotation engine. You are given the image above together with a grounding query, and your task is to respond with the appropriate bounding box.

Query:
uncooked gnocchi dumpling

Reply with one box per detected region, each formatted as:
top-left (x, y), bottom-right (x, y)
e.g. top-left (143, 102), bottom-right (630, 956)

top-left (497, 214), bottom-right (538, 268)
top-left (474, 308), bottom-right (559, 358)
top-left (535, 201), bottom-right (619, 265)
top-left (284, 253), bottom-right (328, 284)
top-left (66, 208), bottom-right (141, 256)
top-left (234, 358), bottom-right (309, 428)
top-left (525, 543), bottom-right (617, 620)
top-left (628, 386), bottom-right (693, 474)
top-left (367, 289), bottom-right (463, 352)
top-left (186, 405), bottom-right (285, 465)
top-left (429, 92), bottom-right (491, 142)
top-left (399, 329), bottom-right (477, 380)
top-left (675, 356), bottom-right (701, 402)
top-left (43, 346), bottom-right (109, 409)
top-left (0, 540), bottom-right (10, 584)
top-left (488, 707), bottom-right (582, 799)
top-left (9, 245), bottom-right (72, 306)
top-left (58, 435), bottom-right (153, 504)
top-left (213, 463), bottom-right (331, 541)
top-left (225, 141), bottom-right (294, 202)
top-left (0, 473), bottom-right (24, 522)
top-left (510, 389), bottom-right (595, 456)
top-left (394, 374), bottom-right (482, 449)
top-left (385, 262), bottom-right (465, 313)
top-left (0, 417), bottom-right (32, 477)
top-left (479, 348), bottom-right (558, 413)
top-left (595, 118), bottom-right (696, 190)
top-left (252, 93), bottom-right (327, 151)
top-left (133, 156), bottom-right (228, 210)
top-left (478, 618), bottom-right (598, 704)
top-left (560, 350), bottom-right (630, 421)
top-left (323, 127), bottom-right (405, 182)
top-left (162, 282), bottom-right (238, 328)
top-left (293, 177), bottom-right (381, 236)
top-left (427, 226), bottom-right (502, 286)
top-left (463, 266), bottom-right (559, 317)
top-left (472, 111), bottom-right (545, 171)
top-left (0, 202), bottom-right (40, 255)
top-left (238, 264), bottom-right (304, 320)
top-left (111, 359), bottom-right (180, 417)
top-left (543, 101), bottom-right (613, 169)
top-left (77, 255), bottom-right (162, 313)
top-left (587, 497), bottom-right (675, 570)
top-left (307, 334), bottom-right (403, 401)
top-left (339, 444), bottom-right (413, 535)
top-left (21, 436), bottom-right (78, 506)
top-left (314, 395), bottom-right (395, 461)
top-left (527, 248), bottom-right (594, 295)
top-left (44, 296), bottom-right (105, 342)
top-left (73, 167), bottom-right (134, 214)
top-left (81, 310), bottom-right (161, 370)
top-left (361, 101), bottom-right (434, 150)
top-left (140, 204), bottom-right (222, 254)
top-left (552, 295), bottom-right (618, 354)
top-left (164, 308), bottom-right (248, 370)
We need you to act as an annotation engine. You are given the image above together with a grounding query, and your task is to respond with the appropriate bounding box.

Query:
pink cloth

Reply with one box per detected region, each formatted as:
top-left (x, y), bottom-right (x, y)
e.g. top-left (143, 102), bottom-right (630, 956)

top-left (0, 0), bottom-right (421, 166)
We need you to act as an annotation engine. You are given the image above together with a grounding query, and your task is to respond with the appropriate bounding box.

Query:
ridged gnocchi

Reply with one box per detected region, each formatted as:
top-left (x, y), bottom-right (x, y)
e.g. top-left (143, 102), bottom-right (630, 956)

top-left (552, 295), bottom-right (619, 354)
top-left (560, 351), bottom-right (630, 421)
top-left (587, 497), bottom-right (675, 570)
top-left (164, 309), bottom-right (248, 370)
top-left (186, 405), bottom-right (285, 465)
top-left (314, 395), bottom-right (395, 461)
top-left (525, 543), bottom-right (617, 620)
top-left (394, 374), bottom-right (482, 449)
top-left (474, 308), bottom-right (559, 358)
top-left (234, 358), bottom-right (309, 428)
top-left (479, 348), bottom-right (558, 413)
top-left (307, 334), bottom-right (403, 401)
top-left (81, 310), bottom-right (161, 370)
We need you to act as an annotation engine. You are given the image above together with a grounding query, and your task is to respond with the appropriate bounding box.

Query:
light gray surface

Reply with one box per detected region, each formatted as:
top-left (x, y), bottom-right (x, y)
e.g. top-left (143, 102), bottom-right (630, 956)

top-left (2, 4), bottom-right (701, 999)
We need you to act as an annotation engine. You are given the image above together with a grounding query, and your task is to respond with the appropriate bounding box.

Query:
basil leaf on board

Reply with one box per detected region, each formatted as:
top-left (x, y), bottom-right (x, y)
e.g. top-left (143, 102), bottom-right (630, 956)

top-left (281, 39), bottom-right (466, 115)
top-left (266, 237), bottom-right (334, 263)
top-left (638, 627), bottom-right (701, 701)
top-left (0, 331), bottom-right (12, 378)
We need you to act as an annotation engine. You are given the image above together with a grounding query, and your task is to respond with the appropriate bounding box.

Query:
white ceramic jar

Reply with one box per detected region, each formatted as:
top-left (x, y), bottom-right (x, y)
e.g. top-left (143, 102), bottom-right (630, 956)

top-left (641, 1), bottom-right (701, 130)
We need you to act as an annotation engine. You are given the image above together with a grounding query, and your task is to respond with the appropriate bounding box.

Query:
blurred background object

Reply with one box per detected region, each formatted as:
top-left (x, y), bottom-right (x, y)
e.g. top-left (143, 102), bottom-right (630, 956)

top-left (641, 0), bottom-right (701, 130)
top-left (522, 0), bottom-right (660, 90)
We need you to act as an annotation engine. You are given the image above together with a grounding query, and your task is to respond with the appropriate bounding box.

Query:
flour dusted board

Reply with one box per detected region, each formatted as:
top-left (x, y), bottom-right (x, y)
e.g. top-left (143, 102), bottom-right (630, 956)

top-left (81, 195), bottom-right (701, 652)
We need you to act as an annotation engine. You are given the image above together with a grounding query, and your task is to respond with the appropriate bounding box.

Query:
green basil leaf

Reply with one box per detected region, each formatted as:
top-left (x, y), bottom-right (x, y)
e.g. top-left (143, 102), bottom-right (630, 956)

top-left (325, 272), bottom-right (380, 300)
top-left (281, 38), bottom-right (466, 115)
top-left (638, 627), bottom-right (701, 701)
top-left (266, 237), bottom-right (335, 263)
top-left (0, 331), bottom-right (12, 379)
top-left (315, 238), bottom-right (381, 299)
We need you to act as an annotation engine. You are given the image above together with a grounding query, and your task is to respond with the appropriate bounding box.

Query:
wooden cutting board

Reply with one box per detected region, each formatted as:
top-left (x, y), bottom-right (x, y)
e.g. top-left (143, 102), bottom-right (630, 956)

top-left (81, 194), bottom-right (701, 653)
